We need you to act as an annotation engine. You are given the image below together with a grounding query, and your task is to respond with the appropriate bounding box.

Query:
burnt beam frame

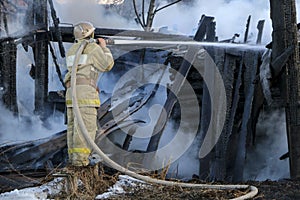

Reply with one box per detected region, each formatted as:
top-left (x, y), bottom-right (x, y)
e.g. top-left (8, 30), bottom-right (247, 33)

top-left (0, 38), bottom-right (17, 113)
top-left (270, 0), bottom-right (300, 179)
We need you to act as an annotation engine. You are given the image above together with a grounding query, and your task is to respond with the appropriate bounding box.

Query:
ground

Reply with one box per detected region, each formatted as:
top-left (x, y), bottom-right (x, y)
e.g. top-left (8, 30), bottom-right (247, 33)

top-left (1, 167), bottom-right (300, 199)
top-left (107, 179), bottom-right (300, 200)
top-left (49, 171), bottom-right (300, 200)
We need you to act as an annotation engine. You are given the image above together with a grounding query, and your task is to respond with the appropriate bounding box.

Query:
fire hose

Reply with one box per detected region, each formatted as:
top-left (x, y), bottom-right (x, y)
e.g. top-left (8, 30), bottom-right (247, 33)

top-left (70, 40), bottom-right (258, 200)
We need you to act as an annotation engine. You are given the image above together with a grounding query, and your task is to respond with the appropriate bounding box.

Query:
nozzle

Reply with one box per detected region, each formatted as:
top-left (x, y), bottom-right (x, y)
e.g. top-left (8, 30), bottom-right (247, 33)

top-left (91, 38), bottom-right (115, 45)
top-left (104, 38), bottom-right (115, 45)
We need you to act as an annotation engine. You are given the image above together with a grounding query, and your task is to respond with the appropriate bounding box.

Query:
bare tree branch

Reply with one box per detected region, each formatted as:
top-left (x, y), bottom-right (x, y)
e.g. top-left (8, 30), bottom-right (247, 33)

top-left (142, 0), bottom-right (146, 26)
top-left (133, 0), bottom-right (182, 32)
top-left (132, 0), bottom-right (146, 30)
top-left (146, 0), bottom-right (156, 31)
top-left (154, 0), bottom-right (182, 14)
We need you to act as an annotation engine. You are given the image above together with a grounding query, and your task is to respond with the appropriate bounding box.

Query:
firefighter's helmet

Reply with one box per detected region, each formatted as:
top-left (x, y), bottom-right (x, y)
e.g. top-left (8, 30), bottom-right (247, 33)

top-left (73, 22), bottom-right (95, 40)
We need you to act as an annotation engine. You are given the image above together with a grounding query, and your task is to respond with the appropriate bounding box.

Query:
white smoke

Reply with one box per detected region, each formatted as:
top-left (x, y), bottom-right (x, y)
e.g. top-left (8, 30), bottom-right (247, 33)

top-left (244, 110), bottom-right (289, 181)
top-left (0, 0), bottom-right (28, 37)
top-left (0, 44), bottom-right (66, 146)
top-left (152, 0), bottom-right (272, 44)
top-left (53, 0), bottom-right (138, 29)
top-left (52, 0), bottom-right (300, 45)
top-left (0, 101), bottom-right (65, 145)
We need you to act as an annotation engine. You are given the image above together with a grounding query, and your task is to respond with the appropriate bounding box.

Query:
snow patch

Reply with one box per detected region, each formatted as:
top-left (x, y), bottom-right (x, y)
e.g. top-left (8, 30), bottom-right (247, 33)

top-left (0, 175), bottom-right (148, 200)
top-left (0, 178), bottom-right (65, 200)
top-left (96, 175), bottom-right (148, 199)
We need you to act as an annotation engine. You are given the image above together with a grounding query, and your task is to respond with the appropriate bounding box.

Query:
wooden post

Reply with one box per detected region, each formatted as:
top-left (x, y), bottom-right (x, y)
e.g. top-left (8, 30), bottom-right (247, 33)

top-left (206, 20), bottom-right (216, 42)
top-left (244, 15), bottom-right (251, 43)
top-left (256, 20), bottom-right (265, 45)
top-left (33, 0), bottom-right (49, 117)
top-left (0, 39), bottom-right (18, 114)
top-left (270, 0), bottom-right (300, 179)
top-left (194, 15), bottom-right (215, 42)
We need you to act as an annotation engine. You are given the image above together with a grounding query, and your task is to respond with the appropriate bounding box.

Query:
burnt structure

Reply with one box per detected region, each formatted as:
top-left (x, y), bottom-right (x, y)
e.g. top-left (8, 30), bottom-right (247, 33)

top-left (0, 0), bottom-right (299, 192)
top-left (270, 0), bottom-right (300, 179)
top-left (0, 0), bottom-right (50, 117)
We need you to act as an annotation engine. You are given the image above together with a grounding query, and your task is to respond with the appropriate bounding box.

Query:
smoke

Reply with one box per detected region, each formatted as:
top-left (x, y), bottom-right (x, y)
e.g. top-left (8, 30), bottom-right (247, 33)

top-left (162, 121), bottom-right (201, 180)
top-left (152, 0), bottom-right (272, 44)
top-left (243, 109), bottom-right (289, 181)
top-left (0, 101), bottom-right (65, 145)
top-left (0, 0), bottom-right (28, 37)
top-left (52, 0), bottom-right (300, 45)
top-left (0, 44), bottom-right (66, 146)
top-left (52, 0), bottom-right (138, 29)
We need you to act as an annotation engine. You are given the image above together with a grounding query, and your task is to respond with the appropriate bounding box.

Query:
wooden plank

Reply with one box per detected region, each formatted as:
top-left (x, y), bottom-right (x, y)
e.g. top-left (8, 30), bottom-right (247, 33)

top-left (270, 0), bottom-right (300, 179)
top-left (233, 50), bottom-right (260, 182)
top-left (211, 54), bottom-right (242, 181)
top-left (244, 15), bottom-right (251, 43)
top-left (198, 46), bottom-right (225, 180)
top-left (256, 20), bottom-right (265, 44)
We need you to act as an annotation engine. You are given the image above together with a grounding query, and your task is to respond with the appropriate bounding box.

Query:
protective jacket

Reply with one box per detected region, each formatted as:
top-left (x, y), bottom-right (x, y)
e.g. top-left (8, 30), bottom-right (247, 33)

top-left (64, 39), bottom-right (114, 107)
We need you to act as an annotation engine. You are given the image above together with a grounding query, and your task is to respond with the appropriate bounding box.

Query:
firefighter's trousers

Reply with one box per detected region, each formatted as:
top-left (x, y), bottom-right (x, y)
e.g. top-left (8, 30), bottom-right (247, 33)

top-left (67, 107), bottom-right (97, 166)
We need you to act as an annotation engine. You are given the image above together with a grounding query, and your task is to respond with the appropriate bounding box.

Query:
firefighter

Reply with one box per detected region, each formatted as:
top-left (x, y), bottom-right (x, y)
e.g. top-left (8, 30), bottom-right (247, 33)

top-left (64, 21), bottom-right (114, 167)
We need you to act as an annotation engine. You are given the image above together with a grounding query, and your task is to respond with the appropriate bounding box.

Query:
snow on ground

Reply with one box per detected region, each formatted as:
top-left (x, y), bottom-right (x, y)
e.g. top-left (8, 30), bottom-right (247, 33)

top-left (96, 175), bottom-right (148, 199)
top-left (0, 175), bottom-right (147, 200)
top-left (0, 178), bottom-right (64, 200)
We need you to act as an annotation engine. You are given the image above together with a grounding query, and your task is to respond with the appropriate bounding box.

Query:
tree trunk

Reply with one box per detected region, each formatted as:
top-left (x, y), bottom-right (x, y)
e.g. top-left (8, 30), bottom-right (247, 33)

top-left (146, 0), bottom-right (156, 31)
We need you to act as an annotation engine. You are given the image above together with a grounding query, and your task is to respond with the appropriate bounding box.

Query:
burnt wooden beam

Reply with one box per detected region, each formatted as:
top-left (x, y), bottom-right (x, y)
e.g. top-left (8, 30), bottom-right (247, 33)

top-left (0, 38), bottom-right (17, 113)
top-left (198, 83), bottom-right (212, 180)
top-left (206, 20), bottom-right (217, 42)
top-left (270, 0), bottom-right (300, 179)
top-left (33, 0), bottom-right (49, 118)
top-left (233, 50), bottom-right (260, 182)
top-left (0, 130), bottom-right (67, 173)
top-left (271, 45), bottom-right (294, 79)
top-left (210, 54), bottom-right (242, 181)
top-left (198, 47), bottom-right (226, 180)
top-left (194, 15), bottom-right (215, 42)
top-left (244, 15), bottom-right (251, 43)
top-left (256, 20), bottom-right (265, 44)
top-left (48, 0), bottom-right (65, 58)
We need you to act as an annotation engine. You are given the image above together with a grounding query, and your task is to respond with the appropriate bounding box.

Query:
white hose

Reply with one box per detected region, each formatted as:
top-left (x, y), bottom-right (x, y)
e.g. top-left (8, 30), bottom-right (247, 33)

top-left (70, 40), bottom-right (258, 200)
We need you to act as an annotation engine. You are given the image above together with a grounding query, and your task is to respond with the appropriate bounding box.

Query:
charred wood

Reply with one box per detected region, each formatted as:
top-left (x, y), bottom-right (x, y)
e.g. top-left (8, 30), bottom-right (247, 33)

top-left (33, 0), bottom-right (49, 118)
top-left (194, 15), bottom-right (215, 42)
top-left (270, 0), bottom-right (300, 179)
top-left (244, 15), bottom-right (251, 43)
top-left (0, 38), bottom-right (17, 113)
top-left (233, 51), bottom-right (260, 182)
top-left (48, 0), bottom-right (65, 58)
top-left (256, 20), bottom-right (265, 45)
